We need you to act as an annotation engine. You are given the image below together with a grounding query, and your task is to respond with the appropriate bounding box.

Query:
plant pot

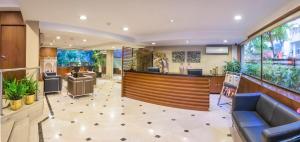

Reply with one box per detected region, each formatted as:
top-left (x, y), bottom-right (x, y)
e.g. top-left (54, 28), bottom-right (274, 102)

top-left (25, 94), bottom-right (35, 105)
top-left (10, 99), bottom-right (23, 111)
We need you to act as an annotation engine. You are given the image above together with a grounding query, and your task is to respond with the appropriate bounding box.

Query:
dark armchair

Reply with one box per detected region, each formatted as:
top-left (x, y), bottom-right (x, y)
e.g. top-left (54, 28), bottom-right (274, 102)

top-left (232, 93), bottom-right (300, 142)
top-left (43, 72), bottom-right (62, 94)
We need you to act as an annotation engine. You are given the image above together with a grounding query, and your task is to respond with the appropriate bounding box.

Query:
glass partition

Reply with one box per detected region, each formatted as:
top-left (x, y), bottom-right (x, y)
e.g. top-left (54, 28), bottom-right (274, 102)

top-left (241, 16), bottom-right (300, 94)
top-left (241, 36), bottom-right (262, 78)
top-left (262, 18), bottom-right (300, 93)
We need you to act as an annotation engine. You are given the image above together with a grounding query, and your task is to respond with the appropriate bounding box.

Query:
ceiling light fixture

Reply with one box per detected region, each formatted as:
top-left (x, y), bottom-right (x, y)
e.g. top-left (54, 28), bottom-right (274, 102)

top-left (49, 42), bottom-right (53, 46)
top-left (69, 44), bottom-right (72, 47)
top-left (56, 36), bottom-right (61, 40)
top-left (112, 46), bottom-right (115, 49)
top-left (223, 40), bottom-right (228, 43)
top-left (234, 15), bottom-right (242, 21)
top-left (83, 39), bottom-right (87, 42)
top-left (80, 15), bottom-right (87, 21)
top-left (151, 42), bottom-right (156, 45)
top-left (186, 40), bottom-right (189, 44)
top-left (123, 27), bottom-right (129, 31)
top-left (170, 19), bottom-right (174, 23)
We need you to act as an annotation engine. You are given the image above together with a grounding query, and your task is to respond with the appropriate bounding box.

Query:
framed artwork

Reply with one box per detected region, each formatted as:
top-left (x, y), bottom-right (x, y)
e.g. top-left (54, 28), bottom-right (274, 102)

top-left (172, 51), bottom-right (185, 63)
top-left (187, 51), bottom-right (201, 63)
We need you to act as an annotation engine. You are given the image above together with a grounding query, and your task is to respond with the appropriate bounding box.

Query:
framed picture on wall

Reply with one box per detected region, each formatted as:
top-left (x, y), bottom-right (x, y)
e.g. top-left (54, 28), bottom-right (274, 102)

top-left (187, 51), bottom-right (201, 63)
top-left (172, 51), bottom-right (185, 63)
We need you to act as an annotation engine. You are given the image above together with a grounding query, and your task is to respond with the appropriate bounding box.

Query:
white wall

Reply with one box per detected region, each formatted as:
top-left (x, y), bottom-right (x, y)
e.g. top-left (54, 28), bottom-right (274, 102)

top-left (26, 21), bottom-right (40, 77)
top-left (152, 46), bottom-right (235, 75)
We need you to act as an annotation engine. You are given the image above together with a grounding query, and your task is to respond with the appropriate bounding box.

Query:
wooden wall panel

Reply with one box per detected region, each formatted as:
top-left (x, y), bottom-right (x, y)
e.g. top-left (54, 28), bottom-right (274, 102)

top-left (39, 47), bottom-right (57, 57)
top-left (0, 11), bottom-right (26, 80)
top-left (122, 71), bottom-right (210, 111)
top-left (0, 11), bottom-right (24, 25)
top-left (238, 75), bottom-right (300, 111)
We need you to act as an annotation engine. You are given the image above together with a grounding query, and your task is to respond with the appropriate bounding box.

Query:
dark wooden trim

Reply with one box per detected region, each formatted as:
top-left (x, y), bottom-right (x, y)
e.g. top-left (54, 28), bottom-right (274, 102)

top-left (248, 5), bottom-right (300, 39)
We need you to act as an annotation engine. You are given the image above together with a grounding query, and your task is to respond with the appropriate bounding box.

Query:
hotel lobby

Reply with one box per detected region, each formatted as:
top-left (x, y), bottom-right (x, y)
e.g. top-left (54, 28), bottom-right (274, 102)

top-left (1, 0), bottom-right (300, 142)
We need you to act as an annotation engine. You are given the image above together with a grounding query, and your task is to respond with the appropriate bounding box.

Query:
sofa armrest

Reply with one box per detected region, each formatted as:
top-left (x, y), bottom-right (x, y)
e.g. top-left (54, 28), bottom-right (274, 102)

top-left (232, 93), bottom-right (261, 111)
top-left (262, 121), bottom-right (300, 142)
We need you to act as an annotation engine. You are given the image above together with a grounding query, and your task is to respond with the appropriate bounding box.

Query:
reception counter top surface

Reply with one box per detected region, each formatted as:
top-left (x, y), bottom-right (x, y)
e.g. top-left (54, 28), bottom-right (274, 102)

top-left (124, 70), bottom-right (225, 77)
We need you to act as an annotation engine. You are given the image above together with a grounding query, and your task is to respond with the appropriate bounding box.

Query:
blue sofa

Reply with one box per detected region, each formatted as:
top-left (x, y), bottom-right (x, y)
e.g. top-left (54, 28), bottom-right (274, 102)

top-left (232, 93), bottom-right (300, 142)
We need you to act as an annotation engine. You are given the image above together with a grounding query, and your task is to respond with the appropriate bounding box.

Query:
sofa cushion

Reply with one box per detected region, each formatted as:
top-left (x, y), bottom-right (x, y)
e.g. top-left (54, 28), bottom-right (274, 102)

top-left (256, 94), bottom-right (278, 123)
top-left (232, 93), bottom-right (261, 111)
top-left (233, 111), bottom-right (269, 128)
top-left (241, 125), bottom-right (269, 142)
top-left (270, 103), bottom-right (300, 127)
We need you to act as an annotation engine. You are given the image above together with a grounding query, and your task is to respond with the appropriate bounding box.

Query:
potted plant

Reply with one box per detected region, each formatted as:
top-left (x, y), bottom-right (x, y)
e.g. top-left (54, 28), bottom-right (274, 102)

top-left (4, 79), bottom-right (28, 110)
top-left (92, 50), bottom-right (106, 77)
top-left (224, 60), bottom-right (241, 73)
top-left (21, 76), bottom-right (38, 105)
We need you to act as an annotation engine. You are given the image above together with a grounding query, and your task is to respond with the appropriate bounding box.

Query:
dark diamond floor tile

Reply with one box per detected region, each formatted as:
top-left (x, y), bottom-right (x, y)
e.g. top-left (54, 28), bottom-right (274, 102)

top-left (184, 130), bottom-right (189, 133)
top-left (147, 122), bottom-right (152, 124)
top-left (227, 134), bottom-right (232, 137)
top-left (120, 138), bottom-right (127, 141)
top-left (155, 135), bottom-right (161, 138)
top-left (94, 123), bottom-right (99, 126)
top-left (86, 137), bottom-right (92, 141)
top-left (121, 123), bottom-right (125, 126)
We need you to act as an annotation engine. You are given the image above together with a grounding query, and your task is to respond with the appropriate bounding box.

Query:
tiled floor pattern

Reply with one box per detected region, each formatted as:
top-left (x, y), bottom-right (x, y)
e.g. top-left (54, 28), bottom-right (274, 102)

top-left (42, 79), bottom-right (233, 142)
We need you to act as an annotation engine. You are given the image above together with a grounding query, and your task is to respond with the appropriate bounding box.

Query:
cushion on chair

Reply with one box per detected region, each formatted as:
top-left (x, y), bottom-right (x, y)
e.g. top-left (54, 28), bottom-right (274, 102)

top-left (241, 125), bottom-right (269, 142)
top-left (256, 94), bottom-right (278, 123)
top-left (233, 111), bottom-right (270, 128)
top-left (232, 93), bottom-right (261, 111)
top-left (270, 103), bottom-right (300, 127)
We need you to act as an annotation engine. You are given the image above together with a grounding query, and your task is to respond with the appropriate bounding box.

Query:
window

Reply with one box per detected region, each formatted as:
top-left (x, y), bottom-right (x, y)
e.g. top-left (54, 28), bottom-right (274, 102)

top-left (262, 18), bottom-right (300, 93)
top-left (241, 36), bottom-right (261, 78)
top-left (241, 17), bottom-right (300, 94)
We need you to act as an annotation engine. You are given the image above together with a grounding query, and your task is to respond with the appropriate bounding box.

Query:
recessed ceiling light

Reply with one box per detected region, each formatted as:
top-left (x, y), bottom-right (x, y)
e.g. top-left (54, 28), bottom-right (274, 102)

top-left (56, 36), bottom-right (61, 40)
top-left (49, 42), bottom-right (53, 46)
top-left (83, 39), bottom-right (87, 42)
top-left (186, 40), bottom-right (189, 44)
top-left (223, 40), bottom-right (228, 43)
top-left (151, 42), bottom-right (156, 45)
top-left (170, 19), bottom-right (174, 23)
top-left (69, 44), bottom-right (72, 47)
top-left (80, 15), bottom-right (87, 21)
top-left (123, 27), bottom-right (129, 31)
top-left (234, 15), bottom-right (242, 21)
top-left (112, 46), bottom-right (115, 49)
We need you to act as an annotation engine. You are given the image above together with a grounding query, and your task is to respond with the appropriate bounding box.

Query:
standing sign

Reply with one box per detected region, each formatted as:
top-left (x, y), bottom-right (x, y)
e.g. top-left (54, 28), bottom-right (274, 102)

top-left (217, 72), bottom-right (241, 105)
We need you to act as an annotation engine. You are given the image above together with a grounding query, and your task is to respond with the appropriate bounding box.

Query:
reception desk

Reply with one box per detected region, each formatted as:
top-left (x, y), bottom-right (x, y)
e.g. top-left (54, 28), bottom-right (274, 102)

top-left (122, 71), bottom-right (223, 111)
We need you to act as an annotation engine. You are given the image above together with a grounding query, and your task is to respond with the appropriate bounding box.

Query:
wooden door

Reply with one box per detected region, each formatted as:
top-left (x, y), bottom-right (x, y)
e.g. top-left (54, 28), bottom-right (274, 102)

top-left (0, 25), bottom-right (26, 79)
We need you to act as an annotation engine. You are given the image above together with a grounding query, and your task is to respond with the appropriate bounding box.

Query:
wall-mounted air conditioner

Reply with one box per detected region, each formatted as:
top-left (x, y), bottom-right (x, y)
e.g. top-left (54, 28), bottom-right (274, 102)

top-left (205, 46), bottom-right (229, 55)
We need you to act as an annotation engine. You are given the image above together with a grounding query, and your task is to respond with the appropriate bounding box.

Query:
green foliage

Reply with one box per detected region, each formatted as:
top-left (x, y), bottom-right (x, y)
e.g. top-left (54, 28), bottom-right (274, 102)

top-left (263, 61), bottom-right (300, 92)
top-left (3, 79), bottom-right (28, 100)
top-left (92, 50), bottom-right (106, 72)
top-left (21, 76), bottom-right (38, 95)
top-left (242, 63), bottom-right (261, 78)
top-left (224, 60), bottom-right (241, 73)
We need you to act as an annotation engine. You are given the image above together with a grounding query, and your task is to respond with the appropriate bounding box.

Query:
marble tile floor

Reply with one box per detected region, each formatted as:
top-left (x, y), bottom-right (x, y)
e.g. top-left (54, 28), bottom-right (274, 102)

top-left (42, 79), bottom-right (233, 142)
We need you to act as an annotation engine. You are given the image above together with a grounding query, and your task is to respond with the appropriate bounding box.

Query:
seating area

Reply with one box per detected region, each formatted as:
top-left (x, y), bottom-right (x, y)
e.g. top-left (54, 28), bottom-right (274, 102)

top-left (232, 93), bottom-right (300, 142)
top-left (1, 1), bottom-right (300, 142)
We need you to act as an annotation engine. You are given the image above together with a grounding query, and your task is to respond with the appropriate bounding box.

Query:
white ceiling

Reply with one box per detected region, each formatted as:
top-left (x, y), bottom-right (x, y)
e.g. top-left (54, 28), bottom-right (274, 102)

top-left (40, 30), bottom-right (116, 49)
top-left (16, 0), bottom-right (298, 45)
